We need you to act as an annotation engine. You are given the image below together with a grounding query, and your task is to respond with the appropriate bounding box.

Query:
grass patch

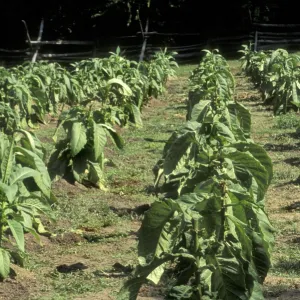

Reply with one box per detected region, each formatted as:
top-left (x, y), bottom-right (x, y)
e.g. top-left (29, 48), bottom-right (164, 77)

top-left (274, 112), bottom-right (300, 129)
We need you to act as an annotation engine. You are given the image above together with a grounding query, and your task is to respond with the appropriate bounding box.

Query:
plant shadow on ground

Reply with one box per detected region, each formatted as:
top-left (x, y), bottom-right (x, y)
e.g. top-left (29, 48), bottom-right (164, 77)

top-left (263, 142), bottom-right (300, 152)
top-left (284, 157), bottom-right (300, 166)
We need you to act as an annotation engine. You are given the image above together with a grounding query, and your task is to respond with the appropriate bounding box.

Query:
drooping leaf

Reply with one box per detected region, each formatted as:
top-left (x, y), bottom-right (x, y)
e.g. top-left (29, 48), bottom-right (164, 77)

top-left (70, 122), bottom-right (87, 157)
top-left (88, 161), bottom-right (104, 189)
top-left (130, 104), bottom-right (143, 127)
top-left (92, 122), bottom-right (107, 161)
top-left (102, 124), bottom-right (124, 149)
top-left (107, 78), bottom-right (133, 96)
top-left (0, 248), bottom-right (10, 279)
top-left (9, 167), bottom-right (39, 186)
top-left (189, 100), bottom-right (212, 122)
top-left (163, 125), bottom-right (197, 176)
top-left (7, 219), bottom-right (25, 252)
top-left (209, 244), bottom-right (249, 300)
top-left (72, 155), bottom-right (88, 183)
top-left (0, 182), bottom-right (17, 204)
top-left (1, 136), bottom-right (15, 184)
top-left (222, 147), bottom-right (269, 202)
top-left (14, 147), bottom-right (51, 199)
top-left (138, 199), bottom-right (184, 265)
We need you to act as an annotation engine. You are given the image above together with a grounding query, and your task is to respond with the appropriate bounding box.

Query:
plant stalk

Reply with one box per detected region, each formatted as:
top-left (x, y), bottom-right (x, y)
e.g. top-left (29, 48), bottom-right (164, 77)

top-left (192, 218), bottom-right (202, 299)
top-left (0, 198), bottom-right (6, 248)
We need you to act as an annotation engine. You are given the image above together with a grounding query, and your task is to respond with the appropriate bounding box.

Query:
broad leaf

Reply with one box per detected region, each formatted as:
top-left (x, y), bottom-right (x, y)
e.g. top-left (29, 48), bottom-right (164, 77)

top-left (92, 122), bottom-right (107, 161)
top-left (0, 248), bottom-right (10, 278)
top-left (209, 244), bottom-right (249, 300)
top-left (9, 167), bottom-right (39, 186)
top-left (1, 137), bottom-right (14, 184)
top-left (70, 122), bottom-right (87, 156)
top-left (107, 78), bottom-right (133, 96)
top-left (130, 104), bottom-right (143, 127)
top-left (7, 219), bottom-right (25, 252)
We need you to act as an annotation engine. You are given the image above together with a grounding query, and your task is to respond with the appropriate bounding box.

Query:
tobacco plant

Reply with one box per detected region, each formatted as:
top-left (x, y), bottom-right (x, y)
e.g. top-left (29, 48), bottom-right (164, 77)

top-left (119, 51), bottom-right (274, 299)
top-left (187, 49), bottom-right (235, 119)
top-left (141, 48), bottom-right (178, 100)
top-left (239, 45), bottom-right (300, 114)
top-left (0, 102), bottom-right (21, 134)
top-left (49, 105), bottom-right (124, 189)
top-left (0, 48), bottom-right (177, 130)
top-left (0, 130), bottom-right (54, 279)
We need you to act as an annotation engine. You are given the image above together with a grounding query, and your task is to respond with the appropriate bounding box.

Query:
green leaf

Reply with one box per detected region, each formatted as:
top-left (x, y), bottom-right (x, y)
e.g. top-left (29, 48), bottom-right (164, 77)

top-left (92, 122), bottom-right (107, 161)
top-left (47, 147), bottom-right (68, 181)
top-left (0, 182), bottom-right (17, 203)
top-left (14, 147), bottom-right (52, 199)
top-left (102, 124), bottom-right (124, 149)
top-left (63, 74), bottom-right (72, 92)
top-left (189, 100), bottom-right (211, 122)
top-left (20, 197), bottom-right (53, 218)
top-left (70, 122), bottom-right (87, 156)
top-left (138, 199), bottom-right (184, 266)
top-left (72, 156), bottom-right (88, 183)
top-left (0, 248), bottom-right (10, 279)
top-left (214, 122), bottom-right (236, 143)
top-left (163, 125), bottom-right (197, 176)
top-left (9, 167), bottom-right (39, 186)
top-left (107, 78), bottom-right (133, 96)
top-left (25, 227), bottom-right (40, 244)
top-left (15, 129), bottom-right (36, 152)
top-left (222, 147), bottom-right (269, 202)
top-left (88, 161), bottom-right (105, 189)
top-left (209, 244), bottom-right (249, 300)
top-left (7, 219), bottom-right (25, 252)
top-left (130, 104), bottom-right (143, 127)
top-left (227, 102), bottom-right (251, 139)
top-left (1, 137), bottom-right (14, 184)
top-left (231, 142), bottom-right (273, 184)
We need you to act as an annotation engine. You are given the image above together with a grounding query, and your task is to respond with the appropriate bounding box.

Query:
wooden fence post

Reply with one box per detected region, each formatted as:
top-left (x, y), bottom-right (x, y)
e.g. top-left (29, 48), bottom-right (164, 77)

top-left (22, 20), bottom-right (33, 57)
top-left (32, 19), bottom-right (44, 63)
top-left (139, 17), bottom-right (150, 62)
top-left (254, 30), bottom-right (258, 52)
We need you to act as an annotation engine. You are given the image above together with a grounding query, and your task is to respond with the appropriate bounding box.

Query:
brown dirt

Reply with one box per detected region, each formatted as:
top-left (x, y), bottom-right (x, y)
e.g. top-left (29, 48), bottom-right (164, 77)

top-left (0, 265), bottom-right (38, 300)
top-left (53, 178), bottom-right (89, 195)
top-left (25, 234), bottom-right (52, 252)
top-left (267, 291), bottom-right (300, 300)
top-left (50, 232), bottom-right (86, 245)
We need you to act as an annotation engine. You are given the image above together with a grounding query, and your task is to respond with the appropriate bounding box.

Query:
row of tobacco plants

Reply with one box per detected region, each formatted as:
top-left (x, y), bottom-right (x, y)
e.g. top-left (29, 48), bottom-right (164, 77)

top-left (239, 44), bottom-right (300, 115)
top-left (119, 50), bottom-right (274, 299)
top-left (0, 49), bottom-right (178, 279)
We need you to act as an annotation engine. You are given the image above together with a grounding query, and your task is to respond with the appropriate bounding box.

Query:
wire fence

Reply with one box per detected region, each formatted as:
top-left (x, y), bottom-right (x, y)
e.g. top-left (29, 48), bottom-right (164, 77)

top-left (0, 33), bottom-right (253, 66)
top-left (2, 23), bottom-right (300, 66)
top-left (253, 23), bottom-right (300, 51)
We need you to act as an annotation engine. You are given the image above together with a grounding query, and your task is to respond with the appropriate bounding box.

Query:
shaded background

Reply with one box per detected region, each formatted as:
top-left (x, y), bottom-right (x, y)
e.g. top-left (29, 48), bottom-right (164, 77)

top-left (0, 0), bottom-right (298, 62)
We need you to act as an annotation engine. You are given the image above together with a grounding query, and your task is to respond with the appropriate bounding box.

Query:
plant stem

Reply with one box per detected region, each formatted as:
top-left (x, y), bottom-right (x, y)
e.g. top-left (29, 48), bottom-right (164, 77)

top-left (192, 218), bottom-right (202, 299)
top-left (0, 197), bottom-right (6, 248)
top-left (219, 181), bottom-right (227, 242)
